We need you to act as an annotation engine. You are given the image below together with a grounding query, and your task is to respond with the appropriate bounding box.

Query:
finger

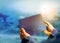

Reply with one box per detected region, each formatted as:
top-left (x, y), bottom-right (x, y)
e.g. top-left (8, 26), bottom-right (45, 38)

top-left (20, 28), bottom-right (26, 33)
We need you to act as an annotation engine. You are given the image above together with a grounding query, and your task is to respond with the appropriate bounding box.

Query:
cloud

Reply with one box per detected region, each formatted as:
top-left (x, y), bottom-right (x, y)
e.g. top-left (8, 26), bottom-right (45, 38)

top-left (19, 16), bottom-right (25, 19)
top-left (6, 0), bottom-right (59, 14)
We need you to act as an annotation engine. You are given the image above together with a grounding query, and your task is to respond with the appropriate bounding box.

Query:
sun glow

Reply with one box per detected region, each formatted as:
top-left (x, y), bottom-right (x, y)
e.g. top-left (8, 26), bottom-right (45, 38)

top-left (9, 1), bottom-right (57, 20)
top-left (38, 2), bottom-right (57, 20)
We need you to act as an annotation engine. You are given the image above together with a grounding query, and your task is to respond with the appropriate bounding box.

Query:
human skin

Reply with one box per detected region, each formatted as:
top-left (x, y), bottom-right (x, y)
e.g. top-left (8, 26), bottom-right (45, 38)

top-left (43, 20), bottom-right (54, 36)
top-left (20, 28), bottom-right (30, 39)
top-left (20, 21), bottom-right (53, 39)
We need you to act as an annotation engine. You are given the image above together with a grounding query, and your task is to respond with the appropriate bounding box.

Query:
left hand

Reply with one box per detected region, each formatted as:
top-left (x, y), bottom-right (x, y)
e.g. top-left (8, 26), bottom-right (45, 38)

top-left (20, 28), bottom-right (30, 39)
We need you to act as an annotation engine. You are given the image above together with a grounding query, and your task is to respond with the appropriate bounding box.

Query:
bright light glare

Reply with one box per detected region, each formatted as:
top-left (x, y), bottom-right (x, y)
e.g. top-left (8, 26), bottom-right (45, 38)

top-left (9, 1), bottom-right (57, 20)
top-left (38, 2), bottom-right (57, 20)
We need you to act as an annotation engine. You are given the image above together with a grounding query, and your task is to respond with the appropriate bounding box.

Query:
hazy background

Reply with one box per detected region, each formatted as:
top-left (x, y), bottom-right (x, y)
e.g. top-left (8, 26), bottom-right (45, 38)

top-left (0, 0), bottom-right (60, 43)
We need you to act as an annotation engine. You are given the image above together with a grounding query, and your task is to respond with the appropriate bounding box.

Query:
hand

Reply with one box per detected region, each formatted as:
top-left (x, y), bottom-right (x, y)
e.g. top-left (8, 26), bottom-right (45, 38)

top-left (44, 21), bottom-right (53, 32)
top-left (20, 28), bottom-right (30, 39)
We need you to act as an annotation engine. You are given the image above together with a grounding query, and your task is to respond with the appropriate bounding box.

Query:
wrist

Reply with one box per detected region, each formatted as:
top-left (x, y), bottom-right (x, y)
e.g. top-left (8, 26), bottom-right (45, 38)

top-left (24, 33), bottom-right (30, 38)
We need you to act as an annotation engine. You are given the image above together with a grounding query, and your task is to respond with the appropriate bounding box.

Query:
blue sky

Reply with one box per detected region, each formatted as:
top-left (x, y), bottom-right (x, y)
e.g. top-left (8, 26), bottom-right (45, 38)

top-left (0, 1), bottom-right (60, 43)
top-left (0, 0), bottom-right (60, 20)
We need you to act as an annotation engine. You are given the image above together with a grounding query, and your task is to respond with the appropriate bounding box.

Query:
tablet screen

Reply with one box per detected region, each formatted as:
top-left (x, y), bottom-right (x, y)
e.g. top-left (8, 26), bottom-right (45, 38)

top-left (19, 14), bottom-right (46, 35)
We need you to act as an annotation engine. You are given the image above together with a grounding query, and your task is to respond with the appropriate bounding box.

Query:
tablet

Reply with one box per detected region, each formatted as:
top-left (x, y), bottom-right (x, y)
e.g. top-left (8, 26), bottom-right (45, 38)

top-left (19, 14), bottom-right (46, 35)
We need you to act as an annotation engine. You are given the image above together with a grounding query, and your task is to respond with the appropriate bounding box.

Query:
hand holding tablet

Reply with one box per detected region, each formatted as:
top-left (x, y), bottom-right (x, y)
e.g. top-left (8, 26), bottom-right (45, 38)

top-left (19, 14), bottom-right (46, 35)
